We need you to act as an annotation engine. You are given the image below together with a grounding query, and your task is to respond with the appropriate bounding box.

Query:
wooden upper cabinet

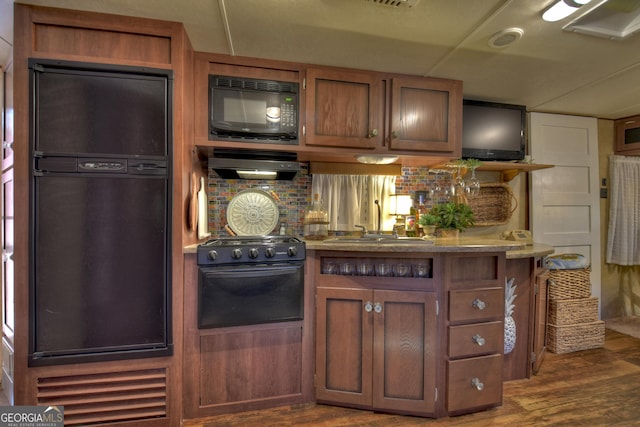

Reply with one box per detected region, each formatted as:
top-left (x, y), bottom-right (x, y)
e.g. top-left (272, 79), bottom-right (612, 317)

top-left (389, 76), bottom-right (462, 154)
top-left (615, 114), bottom-right (640, 155)
top-left (304, 68), bottom-right (462, 156)
top-left (305, 68), bottom-right (382, 149)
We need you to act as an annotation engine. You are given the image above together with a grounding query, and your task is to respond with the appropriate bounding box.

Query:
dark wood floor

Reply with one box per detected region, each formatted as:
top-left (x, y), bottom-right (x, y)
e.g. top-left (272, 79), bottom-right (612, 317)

top-left (184, 329), bottom-right (640, 426)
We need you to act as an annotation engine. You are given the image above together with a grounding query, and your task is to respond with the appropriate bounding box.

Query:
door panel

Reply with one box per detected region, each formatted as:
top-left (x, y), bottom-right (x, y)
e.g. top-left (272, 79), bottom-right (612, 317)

top-left (530, 113), bottom-right (601, 314)
top-left (315, 287), bottom-right (373, 407)
top-left (373, 290), bottom-right (437, 414)
top-left (305, 68), bottom-right (380, 149)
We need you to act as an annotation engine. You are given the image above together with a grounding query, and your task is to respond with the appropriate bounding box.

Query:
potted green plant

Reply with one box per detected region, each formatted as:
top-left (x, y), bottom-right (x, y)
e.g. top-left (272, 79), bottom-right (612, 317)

top-left (423, 202), bottom-right (475, 237)
top-left (418, 211), bottom-right (439, 236)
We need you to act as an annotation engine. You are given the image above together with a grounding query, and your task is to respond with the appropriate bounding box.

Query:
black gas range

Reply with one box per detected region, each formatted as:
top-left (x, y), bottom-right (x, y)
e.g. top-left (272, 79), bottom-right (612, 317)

top-left (197, 235), bottom-right (306, 266)
top-left (197, 235), bottom-right (306, 329)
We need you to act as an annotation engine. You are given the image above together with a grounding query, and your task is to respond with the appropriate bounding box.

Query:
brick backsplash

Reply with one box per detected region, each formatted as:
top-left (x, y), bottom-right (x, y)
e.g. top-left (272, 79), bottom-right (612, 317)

top-left (206, 164), bottom-right (451, 237)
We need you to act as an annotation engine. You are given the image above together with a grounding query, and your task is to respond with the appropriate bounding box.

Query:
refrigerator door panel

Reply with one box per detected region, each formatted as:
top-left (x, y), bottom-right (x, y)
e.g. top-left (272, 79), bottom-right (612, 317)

top-left (31, 175), bottom-right (170, 362)
top-left (34, 70), bottom-right (168, 157)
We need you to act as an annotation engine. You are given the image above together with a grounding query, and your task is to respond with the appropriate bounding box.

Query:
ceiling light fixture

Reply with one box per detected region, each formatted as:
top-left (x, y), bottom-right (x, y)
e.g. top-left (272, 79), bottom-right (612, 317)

top-left (542, 0), bottom-right (593, 22)
top-left (488, 28), bottom-right (524, 48)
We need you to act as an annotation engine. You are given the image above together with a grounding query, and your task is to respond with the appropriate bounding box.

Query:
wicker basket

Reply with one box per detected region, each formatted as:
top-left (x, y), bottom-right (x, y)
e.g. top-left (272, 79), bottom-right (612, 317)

top-left (547, 321), bottom-right (605, 354)
top-left (467, 183), bottom-right (516, 226)
top-left (548, 267), bottom-right (591, 300)
top-left (548, 297), bottom-right (599, 325)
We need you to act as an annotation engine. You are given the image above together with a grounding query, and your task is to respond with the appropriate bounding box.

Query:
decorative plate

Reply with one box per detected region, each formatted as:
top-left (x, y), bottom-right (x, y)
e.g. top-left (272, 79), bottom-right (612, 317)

top-left (227, 189), bottom-right (280, 236)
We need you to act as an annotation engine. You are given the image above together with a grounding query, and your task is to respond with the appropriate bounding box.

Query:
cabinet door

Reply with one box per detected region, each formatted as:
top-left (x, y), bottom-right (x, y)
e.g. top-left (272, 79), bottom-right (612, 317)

top-left (372, 290), bottom-right (437, 415)
top-left (389, 76), bottom-right (462, 154)
top-left (532, 268), bottom-right (549, 374)
top-left (315, 287), bottom-right (373, 407)
top-left (615, 115), bottom-right (640, 155)
top-left (305, 68), bottom-right (381, 149)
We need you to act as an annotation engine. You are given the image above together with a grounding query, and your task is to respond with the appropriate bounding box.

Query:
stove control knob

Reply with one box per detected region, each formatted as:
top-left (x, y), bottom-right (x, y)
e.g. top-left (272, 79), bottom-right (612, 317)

top-left (248, 248), bottom-right (259, 259)
top-left (231, 248), bottom-right (243, 260)
top-left (208, 250), bottom-right (218, 261)
top-left (265, 247), bottom-right (276, 258)
top-left (287, 246), bottom-right (298, 257)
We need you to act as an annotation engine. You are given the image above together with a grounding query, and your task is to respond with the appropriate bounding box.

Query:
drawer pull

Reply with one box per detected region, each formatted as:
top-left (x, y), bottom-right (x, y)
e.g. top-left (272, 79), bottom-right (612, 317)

top-left (471, 377), bottom-right (484, 391)
top-left (364, 301), bottom-right (373, 313)
top-left (472, 299), bottom-right (486, 310)
top-left (374, 302), bottom-right (383, 314)
top-left (472, 334), bottom-right (486, 346)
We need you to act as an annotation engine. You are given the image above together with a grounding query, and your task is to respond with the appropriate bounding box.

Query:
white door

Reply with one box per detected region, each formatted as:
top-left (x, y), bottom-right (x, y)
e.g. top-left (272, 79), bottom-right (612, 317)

top-left (529, 113), bottom-right (601, 315)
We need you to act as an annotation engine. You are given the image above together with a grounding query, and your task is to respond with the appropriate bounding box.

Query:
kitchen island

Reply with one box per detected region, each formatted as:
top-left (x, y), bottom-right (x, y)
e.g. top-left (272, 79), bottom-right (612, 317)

top-left (305, 238), bottom-right (551, 418)
top-left (183, 238), bottom-right (553, 421)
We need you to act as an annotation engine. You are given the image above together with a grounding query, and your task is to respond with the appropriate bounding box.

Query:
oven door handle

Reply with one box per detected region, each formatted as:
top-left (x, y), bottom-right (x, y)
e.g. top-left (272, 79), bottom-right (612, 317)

top-left (200, 264), bottom-right (302, 279)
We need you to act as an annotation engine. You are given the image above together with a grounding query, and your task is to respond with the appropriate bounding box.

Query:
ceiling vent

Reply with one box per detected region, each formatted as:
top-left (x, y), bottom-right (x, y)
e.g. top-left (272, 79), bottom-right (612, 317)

top-left (563, 0), bottom-right (640, 40)
top-left (366, 0), bottom-right (420, 8)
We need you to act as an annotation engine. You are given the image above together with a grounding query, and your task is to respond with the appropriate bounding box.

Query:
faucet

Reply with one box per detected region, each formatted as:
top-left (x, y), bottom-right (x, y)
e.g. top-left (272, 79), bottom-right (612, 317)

top-left (356, 200), bottom-right (395, 239)
top-left (355, 224), bottom-right (368, 235)
top-left (374, 200), bottom-right (381, 234)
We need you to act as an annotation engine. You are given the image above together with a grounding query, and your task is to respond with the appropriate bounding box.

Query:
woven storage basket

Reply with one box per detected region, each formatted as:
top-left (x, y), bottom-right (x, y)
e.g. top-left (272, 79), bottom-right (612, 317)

top-left (548, 297), bottom-right (599, 325)
top-left (548, 267), bottom-right (591, 300)
top-left (467, 183), bottom-right (516, 226)
top-left (547, 320), bottom-right (605, 354)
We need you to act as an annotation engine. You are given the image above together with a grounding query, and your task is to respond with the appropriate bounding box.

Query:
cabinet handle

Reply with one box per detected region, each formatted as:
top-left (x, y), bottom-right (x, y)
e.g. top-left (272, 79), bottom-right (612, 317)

top-left (472, 299), bottom-right (486, 310)
top-left (374, 302), bottom-right (383, 314)
top-left (2, 141), bottom-right (12, 151)
top-left (391, 130), bottom-right (399, 139)
top-left (472, 334), bottom-right (486, 346)
top-left (364, 301), bottom-right (373, 313)
top-left (368, 129), bottom-right (378, 138)
top-left (471, 377), bottom-right (484, 391)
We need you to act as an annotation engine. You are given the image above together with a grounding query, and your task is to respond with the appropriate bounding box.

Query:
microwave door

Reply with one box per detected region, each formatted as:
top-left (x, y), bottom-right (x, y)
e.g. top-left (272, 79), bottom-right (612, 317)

top-left (212, 89), bottom-right (268, 132)
top-left (211, 89), bottom-right (293, 138)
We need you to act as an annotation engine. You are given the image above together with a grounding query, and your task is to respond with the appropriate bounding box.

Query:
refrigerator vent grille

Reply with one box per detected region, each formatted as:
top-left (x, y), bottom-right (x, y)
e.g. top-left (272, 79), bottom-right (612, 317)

top-left (36, 368), bottom-right (168, 425)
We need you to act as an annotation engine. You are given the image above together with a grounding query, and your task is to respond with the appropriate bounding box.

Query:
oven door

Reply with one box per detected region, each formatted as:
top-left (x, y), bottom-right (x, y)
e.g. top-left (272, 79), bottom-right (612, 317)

top-left (198, 262), bottom-right (304, 329)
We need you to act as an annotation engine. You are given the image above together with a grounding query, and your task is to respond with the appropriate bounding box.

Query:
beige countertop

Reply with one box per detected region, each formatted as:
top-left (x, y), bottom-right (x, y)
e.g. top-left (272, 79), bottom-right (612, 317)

top-left (304, 237), bottom-right (524, 253)
top-left (185, 238), bottom-right (554, 258)
top-left (505, 242), bottom-right (555, 259)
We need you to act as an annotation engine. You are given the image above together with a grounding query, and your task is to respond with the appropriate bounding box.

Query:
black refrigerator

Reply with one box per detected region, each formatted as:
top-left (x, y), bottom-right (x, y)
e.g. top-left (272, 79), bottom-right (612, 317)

top-left (28, 59), bottom-right (173, 366)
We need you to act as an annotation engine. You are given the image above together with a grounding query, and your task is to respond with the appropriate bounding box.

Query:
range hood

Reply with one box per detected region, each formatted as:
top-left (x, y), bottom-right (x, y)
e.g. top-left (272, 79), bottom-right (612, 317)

top-left (209, 149), bottom-right (301, 180)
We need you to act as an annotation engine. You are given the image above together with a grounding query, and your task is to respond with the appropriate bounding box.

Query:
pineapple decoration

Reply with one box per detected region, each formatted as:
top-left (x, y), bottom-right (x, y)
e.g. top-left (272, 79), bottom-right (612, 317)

top-left (504, 277), bottom-right (517, 354)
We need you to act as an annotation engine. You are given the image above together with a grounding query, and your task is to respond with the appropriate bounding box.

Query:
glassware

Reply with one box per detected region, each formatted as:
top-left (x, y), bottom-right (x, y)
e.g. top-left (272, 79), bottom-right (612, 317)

top-left (468, 165), bottom-right (481, 198)
top-left (340, 262), bottom-right (355, 275)
top-left (322, 261), bottom-right (337, 275)
top-left (357, 262), bottom-right (374, 276)
top-left (394, 263), bottom-right (411, 277)
top-left (411, 263), bottom-right (430, 278)
top-left (375, 263), bottom-right (392, 277)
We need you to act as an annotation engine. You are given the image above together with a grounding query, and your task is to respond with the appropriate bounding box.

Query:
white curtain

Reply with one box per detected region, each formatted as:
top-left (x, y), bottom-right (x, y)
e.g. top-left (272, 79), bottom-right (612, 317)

top-left (606, 155), bottom-right (640, 266)
top-left (311, 174), bottom-right (396, 232)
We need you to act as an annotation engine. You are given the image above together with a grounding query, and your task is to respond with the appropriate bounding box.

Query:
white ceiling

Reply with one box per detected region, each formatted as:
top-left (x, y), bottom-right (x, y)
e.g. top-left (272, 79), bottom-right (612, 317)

top-left (3, 0), bottom-right (640, 119)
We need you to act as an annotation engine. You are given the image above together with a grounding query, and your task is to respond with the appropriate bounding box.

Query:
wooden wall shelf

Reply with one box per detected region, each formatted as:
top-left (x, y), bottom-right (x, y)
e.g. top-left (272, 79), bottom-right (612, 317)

top-left (476, 162), bottom-right (554, 182)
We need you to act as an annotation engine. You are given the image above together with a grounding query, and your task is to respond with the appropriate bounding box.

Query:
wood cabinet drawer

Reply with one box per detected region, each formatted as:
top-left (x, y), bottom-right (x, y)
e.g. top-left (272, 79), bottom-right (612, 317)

top-left (449, 288), bottom-right (503, 323)
top-left (448, 321), bottom-right (503, 358)
top-left (447, 354), bottom-right (503, 413)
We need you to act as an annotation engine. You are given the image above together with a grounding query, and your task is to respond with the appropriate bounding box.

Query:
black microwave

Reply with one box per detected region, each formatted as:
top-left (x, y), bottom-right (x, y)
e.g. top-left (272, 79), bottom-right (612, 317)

top-left (209, 75), bottom-right (299, 144)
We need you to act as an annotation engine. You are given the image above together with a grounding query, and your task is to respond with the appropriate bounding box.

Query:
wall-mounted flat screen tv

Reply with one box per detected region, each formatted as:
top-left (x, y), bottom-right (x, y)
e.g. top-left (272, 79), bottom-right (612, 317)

top-left (462, 99), bottom-right (526, 161)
